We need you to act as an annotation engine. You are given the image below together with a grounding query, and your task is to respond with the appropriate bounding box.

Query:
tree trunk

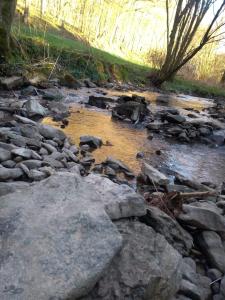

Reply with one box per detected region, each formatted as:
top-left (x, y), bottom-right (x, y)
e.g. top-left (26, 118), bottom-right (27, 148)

top-left (0, 0), bottom-right (17, 62)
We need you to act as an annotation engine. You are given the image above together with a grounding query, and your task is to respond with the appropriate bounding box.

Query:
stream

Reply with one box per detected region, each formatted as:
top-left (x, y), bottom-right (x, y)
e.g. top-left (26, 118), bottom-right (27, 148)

top-left (43, 87), bottom-right (225, 185)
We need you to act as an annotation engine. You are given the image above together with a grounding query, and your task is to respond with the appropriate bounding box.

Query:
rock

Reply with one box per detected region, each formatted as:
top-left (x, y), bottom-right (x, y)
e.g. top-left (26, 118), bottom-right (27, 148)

top-left (20, 124), bottom-right (42, 140)
top-left (84, 173), bottom-right (145, 220)
top-left (199, 127), bottom-right (211, 136)
top-left (163, 113), bottom-right (186, 124)
top-left (178, 204), bottom-right (225, 232)
top-left (63, 148), bottom-right (79, 162)
top-left (82, 220), bottom-right (182, 300)
top-left (136, 151), bottom-right (145, 158)
top-left (178, 279), bottom-right (210, 300)
top-left (0, 148), bottom-right (11, 162)
top-left (0, 181), bottom-right (29, 197)
top-left (105, 166), bottom-right (116, 177)
top-left (42, 88), bottom-right (64, 101)
top-left (0, 167), bottom-right (23, 180)
top-left (0, 76), bottom-right (24, 90)
top-left (220, 276), bottom-right (225, 298)
top-left (196, 231), bottom-right (225, 272)
top-left (80, 156), bottom-right (95, 166)
top-left (20, 85), bottom-right (37, 96)
top-left (80, 135), bottom-right (103, 149)
top-left (142, 162), bottom-right (169, 185)
top-left (38, 124), bottom-right (66, 141)
top-left (42, 142), bottom-right (57, 154)
top-left (2, 160), bottom-right (16, 168)
top-left (112, 101), bottom-right (148, 122)
top-left (69, 145), bottom-right (79, 154)
top-left (24, 99), bottom-right (47, 117)
top-left (14, 115), bottom-right (37, 125)
top-left (84, 78), bottom-right (97, 88)
top-left (28, 169), bottom-right (47, 181)
top-left (0, 142), bottom-right (17, 151)
top-left (105, 156), bottom-right (132, 173)
top-left (88, 96), bottom-right (114, 109)
top-left (19, 160), bottom-right (43, 169)
top-left (11, 148), bottom-right (42, 160)
top-left (43, 157), bottom-right (64, 168)
top-left (140, 206), bottom-right (193, 255)
top-left (0, 172), bottom-right (122, 299)
top-left (60, 73), bottom-right (82, 89)
top-left (146, 122), bottom-right (163, 131)
top-left (178, 132), bottom-right (190, 143)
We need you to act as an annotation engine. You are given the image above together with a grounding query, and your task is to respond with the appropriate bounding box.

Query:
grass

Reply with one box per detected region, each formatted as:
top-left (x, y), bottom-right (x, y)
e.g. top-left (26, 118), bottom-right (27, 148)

top-left (10, 21), bottom-right (225, 99)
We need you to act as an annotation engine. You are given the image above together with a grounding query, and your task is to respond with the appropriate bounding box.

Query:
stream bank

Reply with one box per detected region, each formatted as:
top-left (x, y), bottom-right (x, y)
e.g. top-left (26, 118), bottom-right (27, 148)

top-left (1, 76), bottom-right (225, 300)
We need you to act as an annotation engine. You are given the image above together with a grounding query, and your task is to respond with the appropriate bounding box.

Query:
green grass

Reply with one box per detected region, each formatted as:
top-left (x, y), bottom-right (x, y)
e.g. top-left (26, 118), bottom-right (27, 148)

top-left (11, 22), bottom-right (225, 99)
top-left (164, 78), bottom-right (225, 98)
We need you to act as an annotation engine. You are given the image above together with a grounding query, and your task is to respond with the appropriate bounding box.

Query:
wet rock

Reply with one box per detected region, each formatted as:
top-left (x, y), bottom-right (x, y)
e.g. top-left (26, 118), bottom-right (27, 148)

top-left (0, 181), bottom-right (29, 197)
top-left (0, 172), bottom-right (122, 300)
top-left (20, 85), bottom-right (37, 96)
top-left (142, 162), bottom-right (169, 185)
top-left (82, 220), bottom-right (182, 300)
top-left (43, 157), bottom-right (64, 168)
top-left (42, 142), bottom-right (57, 154)
top-left (196, 231), bottom-right (225, 272)
top-left (38, 124), bottom-right (66, 141)
top-left (92, 164), bottom-right (104, 173)
top-left (24, 99), bottom-right (47, 117)
top-left (136, 151), bottom-right (145, 159)
top-left (0, 76), bottom-right (24, 90)
top-left (112, 101), bottom-right (148, 123)
top-left (42, 88), bottom-right (64, 101)
top-left (80, 135), bottom-right (103, 149)
top-left (220, 276), bottom-right (225, 298)
top-left (14, 114), bottom-right (37, 125)
top-left (105, 166), bottom-right (116, 178)
top-left (0, 142), bottom-right (17, 151)
top-left (105, 156), bottom-right (132, 173)
top-left (140, 206), bottom-right (193, 255)
top-left (0, 148), bottom-right (11, 162)
top-left (0, 166), bottom-right (23, 180)
top-left (84, 78), bottom-right (97, 88)
top-left (178, 132), bottom-right (190, 143)
top-left (80, 156), bottom-right (95, 166)
top-left (63, 148), bottom-right (79, 162)
top-left (178, 204), bottom-right (225, 232)
top-left (20, 124), bottom-right (42, 140)
top-left (146, 122), bottom-right (163, 131)
top-left (178, 279), bottom-right (210, 300)
top-left (69, 145), bottom-right (79, 155)
top-left (88, 95), bottom-right (114, 109)
top-left (163, 113), bottom-right (186, 124)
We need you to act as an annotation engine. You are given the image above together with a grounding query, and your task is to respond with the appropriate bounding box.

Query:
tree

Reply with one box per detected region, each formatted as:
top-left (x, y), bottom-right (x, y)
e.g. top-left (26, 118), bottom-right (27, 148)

top-left (151, 0), bottom-right (225, 87)
top-left (0, 0), bottom-right (17, 62)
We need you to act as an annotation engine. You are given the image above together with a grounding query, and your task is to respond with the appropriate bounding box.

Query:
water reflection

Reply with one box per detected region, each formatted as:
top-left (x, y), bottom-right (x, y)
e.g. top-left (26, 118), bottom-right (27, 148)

top-left (43, 105), bottom-right (225, 185)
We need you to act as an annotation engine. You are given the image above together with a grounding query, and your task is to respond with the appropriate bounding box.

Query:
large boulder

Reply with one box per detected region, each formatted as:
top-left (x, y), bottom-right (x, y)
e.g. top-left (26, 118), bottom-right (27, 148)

top-left (88, 95), bottom-right (114, 109)
top-left (142, 162), bottom-right (169, 185)
top-left (80, 135), bottom-right (103, 149)
top-left (81, 220), bottom-right (183, 300)
top-left (196, 231), bottom-right (225, 273)
top-left (140, 206), bottom-right (193, 255)
top-left (178, 204), bottom-right (225, 232)
top-left (0, 171), bottom-right (145, 300)
top-left (38, 124), bottom-right (66, 141)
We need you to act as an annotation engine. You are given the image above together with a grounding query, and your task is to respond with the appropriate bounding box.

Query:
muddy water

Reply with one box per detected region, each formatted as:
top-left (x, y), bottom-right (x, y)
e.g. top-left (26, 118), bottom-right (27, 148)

top-left (44, 90), bottom-right (225, 185)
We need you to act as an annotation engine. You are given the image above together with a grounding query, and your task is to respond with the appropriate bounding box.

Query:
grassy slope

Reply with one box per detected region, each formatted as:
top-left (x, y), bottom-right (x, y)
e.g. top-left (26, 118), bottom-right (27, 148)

top-left (12, 23), bottom-right (225, 98)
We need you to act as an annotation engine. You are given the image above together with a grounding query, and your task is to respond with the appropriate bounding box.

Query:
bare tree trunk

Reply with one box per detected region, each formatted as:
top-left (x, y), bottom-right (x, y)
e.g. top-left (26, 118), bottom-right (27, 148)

top-left (0, 0), bottom-right (17, 62)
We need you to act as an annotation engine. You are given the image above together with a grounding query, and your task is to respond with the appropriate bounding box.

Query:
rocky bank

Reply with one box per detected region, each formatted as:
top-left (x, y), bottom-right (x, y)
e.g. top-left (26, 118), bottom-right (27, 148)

top-left (1, 76), bottom-right (225, 300)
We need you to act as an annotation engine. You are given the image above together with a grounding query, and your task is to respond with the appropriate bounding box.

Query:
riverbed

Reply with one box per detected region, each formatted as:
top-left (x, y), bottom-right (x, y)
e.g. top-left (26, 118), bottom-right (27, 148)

top-left (43, 87), bottom-right (225, 185)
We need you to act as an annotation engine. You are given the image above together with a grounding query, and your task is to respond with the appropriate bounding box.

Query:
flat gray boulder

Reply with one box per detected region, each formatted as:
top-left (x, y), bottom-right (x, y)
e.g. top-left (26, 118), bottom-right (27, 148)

top-left (0, 171), bottom-right (145, 299)
top-left (24, 99), bottom-right (47, 117)
top-left (142, 162), bottom-right (169, 185)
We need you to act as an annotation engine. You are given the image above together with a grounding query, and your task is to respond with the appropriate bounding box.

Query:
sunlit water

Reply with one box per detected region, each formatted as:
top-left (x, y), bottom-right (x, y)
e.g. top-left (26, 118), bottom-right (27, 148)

top-left (43, 88), bottom-right (225, 185)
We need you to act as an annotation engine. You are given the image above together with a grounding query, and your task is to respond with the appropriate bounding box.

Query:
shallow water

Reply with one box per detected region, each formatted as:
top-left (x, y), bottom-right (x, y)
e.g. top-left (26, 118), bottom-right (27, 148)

top-left (43, 89), bottom-right (225, 185)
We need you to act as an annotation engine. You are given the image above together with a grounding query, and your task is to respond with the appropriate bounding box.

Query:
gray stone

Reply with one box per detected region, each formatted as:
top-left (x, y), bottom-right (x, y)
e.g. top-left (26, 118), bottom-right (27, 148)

top-left (20, 160), bottom-right (43, 169)
top-left (14, 115), bottom-right (37, 125)
top-left (0, 167), bottom-right (23, 180)
top-left (0, 172), bottom-right (125, 300)
top-left (178, 279), bottom-right (210, 300)
top-left (42, 88), bottom-right (64, 101)
top-left (105, 156), bottom-right (131, 172)
top-left (43, 157), bottom-right (64, 168)
top-left (178, 204), bottom-right (225, 232)
top-left (63, 148), bottom-right (79, 162)
top-left (42, 142), bottom-right (57, 153)
top-left (24, 99), bottom-right (47, 117)
top-left (80, 135), bottom-right (103, 149)
top-left (80, 156), bottom-right (95, 166)
top-left (221, 276), bottom-right (225, 298)
top-left (20, 124), bottom-right (42, 140)
top-left (164, 113), bottom-right (186, 124)
top-left (38, 124), bottom-right (66, 141)
top-left (82, 220), bottom-right (182, 300)
top-left (142, 162), bottom-right (169, 185)
top-left (0, 181), bottom-right (29, 197)
top-left (28, 169), bottom-right (47, 181)
top-left (105, 166), bottom-right (116, 177)
top-left (0, 148), bottom-right (11, 162)
top-left (141, 206), bottom-right (193, 255)
top-left (196, 231), bottom-right (225, 272)
top-left (0, 142), bottom-right (17, 151)
top-left (11, 148), bottom-right (42, 160)
top-left (2, 160), bottom-right (16, 168)
top-left (69, 145), bottom-right (79, 154)
top-left (84, 173), bottom-right (146, 220)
